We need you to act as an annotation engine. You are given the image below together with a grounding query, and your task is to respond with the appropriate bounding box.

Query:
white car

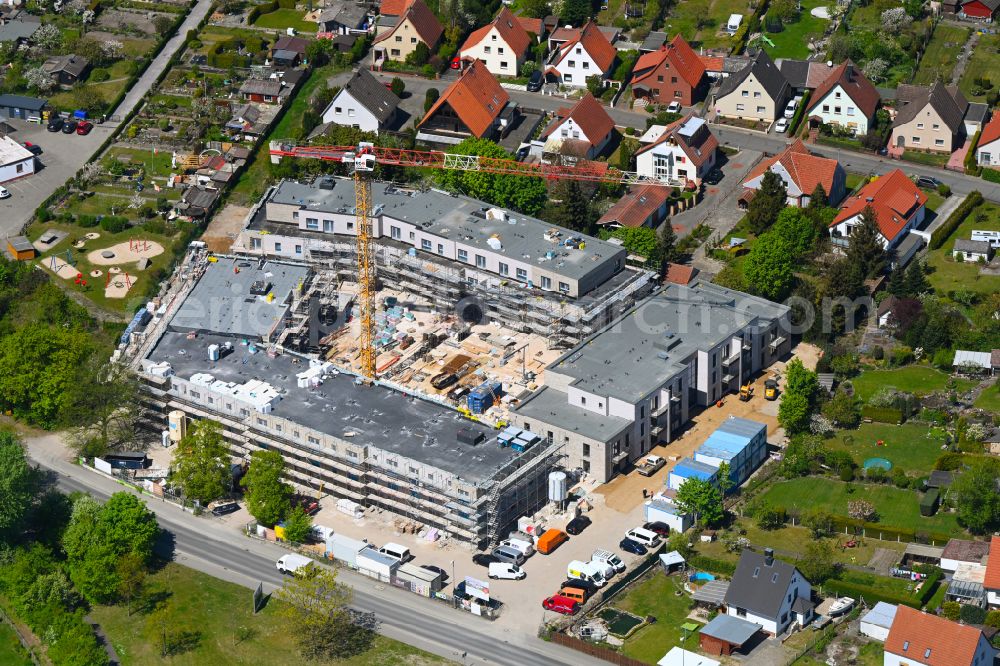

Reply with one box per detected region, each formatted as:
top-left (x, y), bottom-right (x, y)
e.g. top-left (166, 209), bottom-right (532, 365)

top-left (784, 99), bottom-right (797, 119)
top-left (774, 118), bottom-right (789, 133)
top-left (667, 101), bottom-right (682, 113)
top-left (0, 186), bottom-right (9, 199)
top-left (488, 562), bottom-right (526, 580)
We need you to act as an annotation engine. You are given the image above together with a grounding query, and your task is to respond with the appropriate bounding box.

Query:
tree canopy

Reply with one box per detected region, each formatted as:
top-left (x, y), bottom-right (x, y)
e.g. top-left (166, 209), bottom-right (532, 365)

top-left (742, 234), bottom-right (795, 300)
top-left (953, 460), bottom-right (1000, 534)
top-left (846, 205), bottom-right (887, 279)
top-left (242, 450), bottom-right (292, 527)
top-left (438, 138), bottom-right (547, 215)
top-left (171, 420), bottom-right (232, 505)
top-left (0, 431), bottom-right (38, 542)
top-left (779, 359), bottom-right (820, 435)
top-left (747, 170), bottom-right (787, 235)
top-left (674, 477), bottom-right (724, 527)
top-left (64, 359), bottom-right (141, 458)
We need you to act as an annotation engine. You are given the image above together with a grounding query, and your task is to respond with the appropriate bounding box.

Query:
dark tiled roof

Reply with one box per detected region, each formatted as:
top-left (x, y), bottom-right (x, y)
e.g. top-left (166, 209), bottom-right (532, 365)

top-left (724, 549), bottom-right (807, 619)
top-left (339, 69), bottom-right (399, 123)
top-left (893, 81), bottom-right (968, 132)
top-left (718, 49), bottom-right (789, 103)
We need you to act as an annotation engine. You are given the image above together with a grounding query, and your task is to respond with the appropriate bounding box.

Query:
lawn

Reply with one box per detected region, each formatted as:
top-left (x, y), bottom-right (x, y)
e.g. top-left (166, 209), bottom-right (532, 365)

top-left (926, 201), bottom-right (1000, 296)
top-left (851, 365), bottom-right (975, 400)
top-left (91, 561), bottom-right (451, 666)
top-left (662, 0), bottom-right (749, 50)
top-left (0, 623), bottom-right (31, 666)
top-left (253, 8), bottom-right (317, 32)
top-left (975, 380), bottom-right (1000, 413)
top-left (825, 422), bottom-right (948, 473)
top-left (958, 32), bottom-right (1000, 102)
top-left (763, 0), bottom-right (831, 60)
top-left (912, 25), bottom-right (969, 85)
top-left (611, 571), bottom-right (701, 664)
top-left (759, 478), bottom-right (962, 538)
top-left (105, 146), bottom-right (177, 180)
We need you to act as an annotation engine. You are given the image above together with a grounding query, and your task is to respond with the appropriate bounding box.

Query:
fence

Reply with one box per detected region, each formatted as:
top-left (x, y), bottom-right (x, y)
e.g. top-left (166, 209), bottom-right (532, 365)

top-left (550, 632), bottom-right (649, 666)
top-left (0, 605), bottom-right (44, 666)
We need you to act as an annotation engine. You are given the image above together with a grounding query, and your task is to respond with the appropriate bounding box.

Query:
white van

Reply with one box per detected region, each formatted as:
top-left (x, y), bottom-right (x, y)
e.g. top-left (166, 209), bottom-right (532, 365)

top-left (276, 553), bottom-right (314, 575)
top-left (378, 542), bottom-right (412, 562)
top-left (500, 538), bottom-right (535, 557)
top-left (489, 562), bottom-right (526, 580)
top-left (589, 558), bottom-right (617, 579)
top-left (625, 527), bottom-right (661, 548)
top-left (593, 549), bottom-right (626, 574)
top-left (567, 560), bottom-right (608, 587)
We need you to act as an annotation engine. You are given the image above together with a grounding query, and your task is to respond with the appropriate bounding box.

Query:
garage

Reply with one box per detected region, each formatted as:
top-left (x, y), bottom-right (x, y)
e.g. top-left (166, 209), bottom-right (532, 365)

top-left (0, 94), bottom-right (47, 121)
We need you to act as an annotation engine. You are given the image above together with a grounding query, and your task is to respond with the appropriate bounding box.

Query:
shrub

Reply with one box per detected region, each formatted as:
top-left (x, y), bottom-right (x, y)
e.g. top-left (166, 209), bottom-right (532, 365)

top-left (929, 191), bottom-right (983, 249)
top-left (99, 216), bottom-right (129, 233)
top-left (892, 468), bottom-right (909, 488)
top-left (934, 452), bottom-right (964, 470)
top-left (937, 183), bottom-right (951, 197)
top-left (77, 214), bottom-right (98, 228)
top-left (755, 506), bottom-right (786, 530)
top-left (871, 346), bottom-right (884, 361)
top-left (983, 168), bottom-right (1000, 184)
top-left (942, 601), bottom-right (961, 620)
top-left (839, 466), bottom-right (855, 482)
top-left (390, 77), bottom-right (405, 96)
top-left (90, 68), bottom-right (110, 82)
top-left (687, 555), bottom-right (736, 576)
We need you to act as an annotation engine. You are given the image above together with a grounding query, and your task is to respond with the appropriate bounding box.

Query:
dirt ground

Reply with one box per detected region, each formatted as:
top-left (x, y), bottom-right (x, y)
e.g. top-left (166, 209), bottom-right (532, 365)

top-left (600, 342), bottom-right (822, 513)
top-left (202, 204), bottom-right (250, 253)
top-left (40, 256), bottom-right (80, 280)
top-left (87, 240), bottom-right (165, 266)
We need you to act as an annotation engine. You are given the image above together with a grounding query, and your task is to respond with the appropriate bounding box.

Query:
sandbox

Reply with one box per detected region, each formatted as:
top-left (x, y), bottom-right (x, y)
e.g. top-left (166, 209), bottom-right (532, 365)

top-left (87, 240), bottom-right (165, 266)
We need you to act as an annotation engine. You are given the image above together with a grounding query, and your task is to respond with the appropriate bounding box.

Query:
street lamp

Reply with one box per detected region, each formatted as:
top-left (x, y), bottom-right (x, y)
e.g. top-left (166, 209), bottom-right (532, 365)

top-left (450, 559), bottom-right (455, 589)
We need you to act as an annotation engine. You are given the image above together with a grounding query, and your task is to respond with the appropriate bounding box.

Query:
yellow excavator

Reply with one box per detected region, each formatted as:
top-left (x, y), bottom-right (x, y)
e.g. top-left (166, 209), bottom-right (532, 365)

top-left (765, 378), bottom-right (779, 401)
top-left (738, 383), bottom-right (754, 401)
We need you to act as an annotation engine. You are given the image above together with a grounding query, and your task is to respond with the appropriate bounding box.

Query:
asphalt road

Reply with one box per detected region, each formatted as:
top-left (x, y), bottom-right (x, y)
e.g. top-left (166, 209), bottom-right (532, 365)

top-left (27, 440), bottom-right (600, 666)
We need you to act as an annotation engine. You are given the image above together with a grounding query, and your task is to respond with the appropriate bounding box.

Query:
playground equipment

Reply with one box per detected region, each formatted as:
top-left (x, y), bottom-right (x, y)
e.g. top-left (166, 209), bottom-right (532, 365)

top-left (130, 238), bottom-right (150, 252)
top-left (49, 248), bottom-right (74, 271)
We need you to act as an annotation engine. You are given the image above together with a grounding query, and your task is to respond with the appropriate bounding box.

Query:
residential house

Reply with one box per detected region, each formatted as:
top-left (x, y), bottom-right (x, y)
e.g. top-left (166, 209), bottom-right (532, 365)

top-left (373, 0), bottom-right (442, 63)
top-left (778, 58), bottom-right (836, 94)
top-left (417, 60), bottom-right (513, 143)
top-left (514, 15), bottom-right (543, 39)
top-left (239, 71), bottom-right (300, 104)
top-left (0, 135), bottom-right (34, 184)
top-left (225, 104), bottom-right (263, 137)
top-left (547, 23), bottom-right (619, 51)
top-left (959, 0), bottom-right (1000, 20)
top-left (890, 82), bottom-right (969, 153)
top-left (829, 169), bottom-right (927, 249)
top-left (544, 21), bottom-right (616, 88)
top-left (459, 7), bottom-right (531, 78)
top-left (714, 49), bottom-right (790, 122)
top-left (630, 34), bottom-right (707, 107)
top-left (954, 239), bottom-right (993, 262)
top-left (597, 183), bottom-right (671, 229)
top-left (664, 263), bottom-right (697, 285)
top-left (976, 112), bottom-right (1000, 166)
top-left (740, 139), bottom-right (845, 208)
top-left (540, 93), bottom-right (615, 161)
top-left (723, 548), bottom-right (813, 635)
top-left (700, 53), bottom-right (750, 81)
top-left (883, 605), bottom-right (995, 666)
top-left (0, 15), bottom-right (38, 45)
top-left (41, 54), bottom-right (90, 86)
top-left (805, 60), bottom-right (880, 135)
top-left (940, 538), bottom-right (990, 572)
top-left (320, 69), bottom-right (399, 133)
top-left (314, 2), bottom-right (368, 34)
top-left (876, 295), bottom-right (904, 328)
top-left (986, 536), bottom-right (1000, 607)
top-left (635, 115), bottom-right (719, 187)
top-left (175, 186), bottom-right (221, 220)
top-left (639, 30), bottom-right (667, 53)
top-left (270, 35), bottom-right (309, 67)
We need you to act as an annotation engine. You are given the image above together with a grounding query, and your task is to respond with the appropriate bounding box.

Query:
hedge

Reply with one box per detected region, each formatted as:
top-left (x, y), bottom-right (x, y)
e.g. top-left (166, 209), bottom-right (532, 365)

top-left (823, 513), bottom-right (953, 546)
top-left (787, 90), bottom-right (811, 136)
top-left (861, 405), bottom-right (904, 424)
top-left (688, 554), bottom-right (736, 576)
top-left (824, 570), bottom-right (940, 609)
top-left (248, 0), bottom-right (295, 23)
top-left (965, 130), bottom-right (981, 176)
top-left (730, 0), bottom-right (771, 55)
top-left (983, 168), bottom-right (1000, 184)
top-left (929, 191), bottom-right (983, 250)
top-left (919, 489), bottom-right (940, 516)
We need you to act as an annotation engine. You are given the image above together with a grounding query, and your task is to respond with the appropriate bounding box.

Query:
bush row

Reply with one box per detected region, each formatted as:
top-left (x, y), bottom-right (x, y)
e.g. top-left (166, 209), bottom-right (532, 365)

top-left (730, 0), bottom-right (772, 55)
top-left (929, 190), bottom-right (983, 250)
top-left (983, 168), bottom-right (1000, 184)
top-left (246, 0), bottom-right (296, 23)
top-left (687, 554), bottom-right (737, 576)
top-left (965, 130), bottom-right (982, 176)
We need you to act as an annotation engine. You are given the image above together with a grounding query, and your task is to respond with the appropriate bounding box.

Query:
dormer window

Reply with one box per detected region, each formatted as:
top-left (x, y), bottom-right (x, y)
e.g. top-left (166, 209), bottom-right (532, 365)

top-left (903, 641), bottom-right (909, 651)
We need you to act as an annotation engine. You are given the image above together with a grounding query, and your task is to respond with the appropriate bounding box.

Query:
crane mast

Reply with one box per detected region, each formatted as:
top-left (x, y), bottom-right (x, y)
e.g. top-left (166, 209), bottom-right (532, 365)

top-left (353, 169), bottom-right (377, 379)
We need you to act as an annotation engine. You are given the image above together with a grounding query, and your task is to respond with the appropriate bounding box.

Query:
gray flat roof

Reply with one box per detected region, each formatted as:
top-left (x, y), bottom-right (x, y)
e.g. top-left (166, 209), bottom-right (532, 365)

top-left (267, 178), bottom-right (626, 283)
top-left (547, 281), bottom-right (789, 401)
top-left (148, 329), bottom-right (513, 483)
top-left (170, 258), bottom-right (310, 339)
top-left (699, 614), bottom-right (761, 645)
top-left (513, 385), bottom-right (631, 442)
top-left (692, 579), bottom-right (730, 605)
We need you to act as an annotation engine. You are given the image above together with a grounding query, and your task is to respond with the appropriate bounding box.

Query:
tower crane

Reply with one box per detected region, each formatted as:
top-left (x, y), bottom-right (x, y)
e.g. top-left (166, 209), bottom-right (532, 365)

top-left (269, 140), bottom-right (674, 380)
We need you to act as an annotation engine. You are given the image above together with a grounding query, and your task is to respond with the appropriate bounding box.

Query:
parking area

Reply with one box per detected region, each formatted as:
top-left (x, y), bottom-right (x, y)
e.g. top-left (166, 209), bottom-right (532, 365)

top-left (0, 119), bottom-right (113, 237)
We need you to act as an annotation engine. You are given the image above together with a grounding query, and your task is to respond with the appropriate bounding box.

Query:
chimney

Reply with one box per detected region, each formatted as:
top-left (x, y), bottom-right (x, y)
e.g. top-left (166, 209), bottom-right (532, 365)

top-left (764, 548), bottom-right (774, 566)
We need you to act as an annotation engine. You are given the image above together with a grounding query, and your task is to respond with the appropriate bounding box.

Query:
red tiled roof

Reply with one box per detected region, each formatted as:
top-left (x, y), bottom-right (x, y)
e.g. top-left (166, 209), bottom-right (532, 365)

top-left (636, 114), bottom-right (718, 168)
top-left (699, 55), bottom-right (725, 72)
top-left (540, 93), bottom-right (615, 146)
top-left (979, 112), bottom-right (1000, 148)
top-left (460, 7), bottom-right (531, 56)
top-left (743, 139), bottom-right (840, 197)
top-left (418, 60), bottom-right (509, 137)
top-left (556, 21), bottom-right (616, 73)
top-left (597, 183), bottom-right (670, 228)
top-left (632, 35), bottom-right (705, 89)
top-left (806, 60), bottom-right (880, 119)
top-left (379, 0), bottom-right (412, 16)
top-left (984, 536), bottom-right (1000, 590)
top-left (832, 169), bottom-right (928, 243)
top-left (884, 605), bottom-right (985, 666)
top-left (374, 0), bottom-right (442, 46)
top-left (665, 263), bottom-right (696, 285)
top-left (549, 26), bottom-right (579, 43)
top-left (514, 15), bottom-right (542, 35)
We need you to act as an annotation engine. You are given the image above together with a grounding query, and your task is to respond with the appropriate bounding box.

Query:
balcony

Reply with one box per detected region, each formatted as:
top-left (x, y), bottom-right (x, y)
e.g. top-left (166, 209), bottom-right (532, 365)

top-left (722, 350), bottom-right (741, 366)
top-left (769, 335), bottom-right (787, 350)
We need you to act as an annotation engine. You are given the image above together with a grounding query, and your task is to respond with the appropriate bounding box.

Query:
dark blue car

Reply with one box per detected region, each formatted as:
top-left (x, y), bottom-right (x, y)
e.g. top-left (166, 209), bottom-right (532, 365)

top-left (619, 537), bottom-right (647, 556)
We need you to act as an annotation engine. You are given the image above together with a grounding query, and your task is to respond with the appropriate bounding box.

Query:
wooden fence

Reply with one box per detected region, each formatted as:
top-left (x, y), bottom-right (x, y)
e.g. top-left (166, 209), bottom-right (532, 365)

top-left (550, 632), bottom-right (649, 666)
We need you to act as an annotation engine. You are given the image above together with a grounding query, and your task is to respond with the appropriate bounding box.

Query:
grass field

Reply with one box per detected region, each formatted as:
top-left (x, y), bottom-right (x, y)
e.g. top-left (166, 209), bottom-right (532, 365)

top-left (663, 0), bottom-right (749, 49)
top-left (975, 380), bottom-right (1000, 413)
top-left (612, 572), bottom-right (701, 664)
top-left (253, 8), bottom-right (317, 32)
top-left (926, 201), bottom-right (1000, 296)
top-left (959, 32), bottom-right (1000, 102)
top-left (912, 25), bottom-right (969, 85)
top-left (0, 623), bottom-right (32, 666)
top-left (763, 0), bottom-right (831, 60)
top-left (851, 366), bottom-right (975, 400)
top-left (825, 422), bottom-right (948, 473)
top-left (759, 478), bottom-right (962, 536)
top-left (91, 562), bottom-right (450, 666)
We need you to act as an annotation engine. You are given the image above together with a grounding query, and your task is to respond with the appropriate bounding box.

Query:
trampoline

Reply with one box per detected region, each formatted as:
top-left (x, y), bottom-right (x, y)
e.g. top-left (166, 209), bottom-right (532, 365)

top-left (864, 457), bottom-right (892, 471)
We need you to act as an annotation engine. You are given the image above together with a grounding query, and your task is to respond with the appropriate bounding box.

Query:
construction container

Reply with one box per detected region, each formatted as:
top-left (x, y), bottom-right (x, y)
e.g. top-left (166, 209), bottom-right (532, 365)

top-left (457, 428), bottom-right (485, 446)
top-left (512, 430), bottom-right (541, 453)
top-left (467, 381), bottom-right (503, 414)
top-left (498, 426), bottom-right (522, 448)
top-left (336, 498), bottom-right (364, 518)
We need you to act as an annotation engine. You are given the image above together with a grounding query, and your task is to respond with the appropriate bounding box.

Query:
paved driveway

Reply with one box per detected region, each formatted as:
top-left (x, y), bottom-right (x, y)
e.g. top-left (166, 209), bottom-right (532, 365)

top-left (0, 120), bottom-right (112, 237)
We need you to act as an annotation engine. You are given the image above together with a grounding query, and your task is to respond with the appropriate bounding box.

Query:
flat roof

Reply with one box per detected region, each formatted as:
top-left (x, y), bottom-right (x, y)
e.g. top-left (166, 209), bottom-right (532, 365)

top-left (267, 178), bottom-right (626, 283)
top-left (673, 458), bottom-right (719, 480)
top-left (692, 579), bottom-right (730, 605)
top-left (147, 330), bottom-right (513, 484)
top-left (7, 235), bottom-right (32, 251)
top-left (697, 418), bottom-right (766, 460)
top-left (861, 602), bottom-right (898, 629)
top-left (658, 647), bottom-right (719, 666)
top-left (699, 614), bottom-right (761, 645)
top-left (170, 258), bottom-right (310, 339)
top-left (545, 282), bottom-right (789, 402)
top-left (512, 385), bottom-right (631, 442)
top-left (0, 135), bottom-right (32, 165)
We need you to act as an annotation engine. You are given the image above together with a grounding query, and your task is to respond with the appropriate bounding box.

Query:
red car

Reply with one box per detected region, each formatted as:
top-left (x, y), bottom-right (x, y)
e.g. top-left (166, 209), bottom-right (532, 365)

top-left (450, 57), bottom-right (461, 70)
top-left (542, 595), bottom-right (580, 615)
top-left (76, 121), bottom-right (93, 135)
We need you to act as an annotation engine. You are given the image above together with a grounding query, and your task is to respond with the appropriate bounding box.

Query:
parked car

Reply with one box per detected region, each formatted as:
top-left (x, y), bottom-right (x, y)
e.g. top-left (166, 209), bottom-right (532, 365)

top-left (473, 553), bottom-right (500, 567)
top-left (636, 455), bottom-right (665, 476)
top-left (625, 526), bottom-right (661, 548)
top-left (526, 69), bottom-right (543, 92)
top-left (542, 595), bottom-right (580, 615)
top-left (62, 120), bottom-right (79, 134)
top-left (916, 175), bottom-right (941, 189)
top-left (23, 141), bottom-right (41, 155)
top-left (619, 537), bottom-right (647, 555)
top-left (492, 545), bottom-right (526, 566)
top-left (190, 54), bottom-right (207, 65)
top-left (565, 515), bottom-right (591, 535)
top-left (667, 101), bottom-right (682, 113)
top-left (0, 186), bottom-right (10, 199)
top-left (489, 562), bottom-right (526, 580)
top-left (774, 118), bottom-right (789, 133)
top-left (47, 117), bottom-right (64, 132)
top-left (420, 564), bottom-right (448, 581)
top-left (450, 56), bottom-right (461, 70)
top-left (515, 145), bottom-right (529, 161)
top-left (560, 578), bottom-right (598, 596)
top-left (784, 98), bottom-right (798, 119)
top-left (211, 502), bottom-right (239, 516)
top-left (76, 121), bottom-right (93, 135)
top-left (643, 521), bottom-right (671, 537)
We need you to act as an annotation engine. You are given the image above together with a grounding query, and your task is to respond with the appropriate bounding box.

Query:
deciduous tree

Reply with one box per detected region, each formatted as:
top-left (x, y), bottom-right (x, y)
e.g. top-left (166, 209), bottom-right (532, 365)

top-left (0, 432), bottom-right (38, 542)
top-left (674, 477), bottom-right (724, 527)
top-left (742, 234), bottom-right (794, 300)
top-left (439, 138), bottom-right (547, 214)
top-left (282, 505), bottom-right (313, 543)
top-left (953, 459), bottom-right (1000, 534)
top-left (278, 565), bottom-right (374, 660)
top-left (171, 420), bottom-right (232, 505)
top-left (242, 450), bottom-right (292, 527)
top-left (64, 359), bottom-right (142, 458)
top-left (797, 539), bottom-right (837, 582)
